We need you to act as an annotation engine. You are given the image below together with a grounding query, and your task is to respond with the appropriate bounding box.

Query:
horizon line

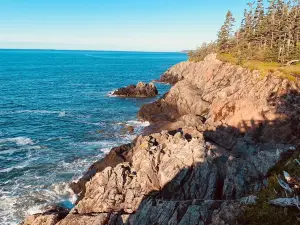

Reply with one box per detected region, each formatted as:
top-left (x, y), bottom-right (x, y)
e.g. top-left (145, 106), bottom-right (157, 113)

top-left (0, 47), bottom-right (189, 54)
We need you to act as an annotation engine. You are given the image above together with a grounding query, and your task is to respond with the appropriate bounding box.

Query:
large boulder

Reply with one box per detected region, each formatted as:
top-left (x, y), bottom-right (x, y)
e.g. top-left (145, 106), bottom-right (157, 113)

top-left (112, 82), bottom-right (158, 98)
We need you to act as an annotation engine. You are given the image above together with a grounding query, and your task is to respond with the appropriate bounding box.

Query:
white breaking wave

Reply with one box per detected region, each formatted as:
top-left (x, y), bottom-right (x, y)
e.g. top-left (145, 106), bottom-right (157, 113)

top-left (107, 90), bottom-right (117, 97)
top-left (58, 111), bottom-right (66, 117)
top-left (26, 205), bottom-right (43, 217)
top-left (0, 162), bottom-right (29, 173)
top-left (45, 136), bottom-right (70, 142)
top-left (15, 110), bottom-right (60, 114)
top-left (0, 155), bottom-right (38, 173)
top-left (126, 120), bottom-right (150, 127)
top-left (0, 137), bottom-right (34, 146)
top-left (13, 110), bottom-right (66, 117)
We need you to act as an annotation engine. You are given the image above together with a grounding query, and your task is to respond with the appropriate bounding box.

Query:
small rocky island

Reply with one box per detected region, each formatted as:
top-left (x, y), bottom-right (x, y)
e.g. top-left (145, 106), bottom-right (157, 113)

top-left (112, 82), bottom-right (158, 98)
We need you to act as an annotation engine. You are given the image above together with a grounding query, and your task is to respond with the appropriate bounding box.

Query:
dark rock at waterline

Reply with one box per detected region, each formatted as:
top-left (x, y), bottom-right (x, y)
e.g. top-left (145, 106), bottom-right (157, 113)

top-left (125, 125), bottom-right (134, 134)
top-left (112, 82), bottom-right (158, 98)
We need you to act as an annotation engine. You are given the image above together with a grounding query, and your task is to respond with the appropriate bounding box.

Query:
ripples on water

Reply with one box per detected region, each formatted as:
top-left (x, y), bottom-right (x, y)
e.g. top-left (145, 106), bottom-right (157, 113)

top-left (0, 50), bottom-right (187, 224)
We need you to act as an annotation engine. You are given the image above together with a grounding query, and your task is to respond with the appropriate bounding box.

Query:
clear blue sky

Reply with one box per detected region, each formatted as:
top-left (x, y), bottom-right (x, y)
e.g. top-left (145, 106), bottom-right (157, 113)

top-left (0, 0), bottom-right (250, 51)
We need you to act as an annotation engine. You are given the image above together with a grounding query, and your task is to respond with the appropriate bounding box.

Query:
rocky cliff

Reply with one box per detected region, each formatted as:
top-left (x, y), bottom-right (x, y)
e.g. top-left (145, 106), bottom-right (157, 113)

top-left (22, 54), bottom-right (300, 225)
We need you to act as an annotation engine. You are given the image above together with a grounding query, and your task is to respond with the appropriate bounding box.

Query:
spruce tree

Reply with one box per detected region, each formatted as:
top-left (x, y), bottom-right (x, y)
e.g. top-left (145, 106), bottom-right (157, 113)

top-left (217, 10), bottom-right (236, 52)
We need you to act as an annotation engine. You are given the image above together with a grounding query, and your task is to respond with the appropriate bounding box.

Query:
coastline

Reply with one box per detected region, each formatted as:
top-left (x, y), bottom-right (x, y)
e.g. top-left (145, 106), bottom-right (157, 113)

top-left (21, 54), bottom-right (300, 225)
top-left (0, 50), bottom-right (187, 225)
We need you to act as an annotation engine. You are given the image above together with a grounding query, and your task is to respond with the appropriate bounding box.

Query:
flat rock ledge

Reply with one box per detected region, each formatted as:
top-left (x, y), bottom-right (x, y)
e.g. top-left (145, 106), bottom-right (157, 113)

top-left (112, 82), bottom-right (158, 98)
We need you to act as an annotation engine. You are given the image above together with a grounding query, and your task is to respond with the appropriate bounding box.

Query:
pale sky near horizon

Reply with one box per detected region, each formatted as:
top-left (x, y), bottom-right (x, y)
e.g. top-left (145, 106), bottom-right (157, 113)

top-left (0, 0), bottom-right (251, 52)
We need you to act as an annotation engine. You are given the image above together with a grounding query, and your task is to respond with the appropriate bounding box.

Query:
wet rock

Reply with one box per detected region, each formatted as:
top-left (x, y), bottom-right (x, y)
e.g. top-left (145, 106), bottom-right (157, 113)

top-left (112, 82), bottom-right (158, 98)
top-left (126, 126), bottom-right (134, 134)
top-left (120, 125), bottom-right (134, 135)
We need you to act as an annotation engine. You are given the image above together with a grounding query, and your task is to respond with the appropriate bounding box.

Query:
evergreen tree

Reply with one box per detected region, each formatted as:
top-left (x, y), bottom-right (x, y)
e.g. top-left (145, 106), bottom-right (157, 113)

top-left (217, 10), bottom-right (236, 52)
top-left (253, 0), bottom-right (265, 48)
top-left (190, 0), bottom-right (300, 63)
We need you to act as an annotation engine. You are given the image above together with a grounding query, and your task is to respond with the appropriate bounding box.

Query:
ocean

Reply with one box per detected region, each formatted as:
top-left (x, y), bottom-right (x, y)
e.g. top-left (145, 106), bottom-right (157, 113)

top-left (0, 49), bottom-right (187, 224)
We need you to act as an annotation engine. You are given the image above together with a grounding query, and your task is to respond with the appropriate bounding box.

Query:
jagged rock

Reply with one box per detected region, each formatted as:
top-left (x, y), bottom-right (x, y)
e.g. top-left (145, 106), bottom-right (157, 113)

top-left (159, 61), bottom-right (192, 84)
top-left (70, 143), bottom-right (133, 201)
top-left (57, 129), bottom-right (293, 225)
top-left (112, 82), bottom-right (158, 98)
top-left (22, 54), bottom-right (300, 225)
top-left (21, 214), bottom-right (60, 225)
top-left (211, 201), bottom-right (243, 225)
top-left (56, 213), bottom-right (111, 225)
top-left (20, 206), bottom-right (69, 225)
top-left (139, 54), bottom-right (300, 145)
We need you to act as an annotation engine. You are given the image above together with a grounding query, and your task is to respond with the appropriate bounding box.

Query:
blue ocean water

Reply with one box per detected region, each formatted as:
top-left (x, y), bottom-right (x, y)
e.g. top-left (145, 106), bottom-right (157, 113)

top-left (0, 49), bottom-right (187, 224)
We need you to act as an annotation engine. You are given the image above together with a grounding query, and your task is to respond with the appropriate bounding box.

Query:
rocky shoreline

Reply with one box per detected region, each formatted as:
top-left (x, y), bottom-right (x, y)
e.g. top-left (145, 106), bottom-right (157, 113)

top-left (21, 54), bottom-right (300, 225)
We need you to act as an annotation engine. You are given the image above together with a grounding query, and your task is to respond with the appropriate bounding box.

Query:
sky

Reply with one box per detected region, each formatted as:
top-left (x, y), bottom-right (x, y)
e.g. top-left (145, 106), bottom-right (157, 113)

top-left (0, 0), bottom-right (251, 52)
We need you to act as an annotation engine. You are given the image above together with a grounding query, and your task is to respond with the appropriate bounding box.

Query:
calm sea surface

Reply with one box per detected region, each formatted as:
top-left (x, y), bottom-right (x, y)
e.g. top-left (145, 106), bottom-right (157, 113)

top-left (0, 50), bottom-right (187, 224)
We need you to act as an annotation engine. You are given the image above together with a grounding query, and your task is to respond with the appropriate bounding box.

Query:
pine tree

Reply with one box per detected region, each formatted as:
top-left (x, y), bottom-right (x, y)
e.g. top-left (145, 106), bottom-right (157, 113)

top-left (189, 0), bottom-right (300, 63)
top-left (253, 0), bottom-right (265, 49)
top-left (217, 10), bottom-right (236, 52)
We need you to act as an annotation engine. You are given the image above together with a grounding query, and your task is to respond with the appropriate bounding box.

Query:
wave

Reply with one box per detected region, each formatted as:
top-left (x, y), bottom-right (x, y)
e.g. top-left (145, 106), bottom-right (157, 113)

top-left (0, 146), bottom-right (43, 157)
top-left (0, 162), bottom-right (29, 173)
top-left (0, 155), bottom-right (38, 173)
top-left (126, 120), bottom-right (150, 127)
top-left (15, 110), bottom-right (60, 114)
top-left (78, 140), bottom-right (118, 149)
top-left (0, 110), bottom-right (67, 117)
top-left (45, 136), bottom-right (70, 142)
top-left (78, 121), bottom-right (105, 126)
top-left (0, 180), bottom-right (76, 225)
top-left (107, 90), bottom-right (117, 97)
top-left (58, 111), bottom-right (66, 117)
top-left (0, 137), bottom-right (34, 146)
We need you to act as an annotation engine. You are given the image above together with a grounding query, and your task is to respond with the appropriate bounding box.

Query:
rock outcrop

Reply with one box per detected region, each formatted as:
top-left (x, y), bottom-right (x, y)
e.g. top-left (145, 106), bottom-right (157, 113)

top-left (21, 54), bottom-right (300, 225)
top-left (139, 54), bottom-right (300, 145)
top-left (112, 82), bottom-right (158, 98)
top-left (158, 62), bottom-right (191, 84)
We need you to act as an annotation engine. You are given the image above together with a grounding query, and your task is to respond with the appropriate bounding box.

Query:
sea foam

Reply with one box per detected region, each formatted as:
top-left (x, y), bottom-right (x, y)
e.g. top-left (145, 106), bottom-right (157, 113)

top-left (0, 137), bottom-right (34, 146)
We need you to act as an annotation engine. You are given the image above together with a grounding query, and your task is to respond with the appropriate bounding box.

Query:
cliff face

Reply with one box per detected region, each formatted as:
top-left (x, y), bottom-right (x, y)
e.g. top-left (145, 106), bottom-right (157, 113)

top-left (22, 54), bottom-right (300, 225)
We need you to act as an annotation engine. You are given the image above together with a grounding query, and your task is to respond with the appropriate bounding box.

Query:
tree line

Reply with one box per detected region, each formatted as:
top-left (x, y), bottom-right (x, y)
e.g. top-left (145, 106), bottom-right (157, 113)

top-left (189, 0), bottom-right (300, 64)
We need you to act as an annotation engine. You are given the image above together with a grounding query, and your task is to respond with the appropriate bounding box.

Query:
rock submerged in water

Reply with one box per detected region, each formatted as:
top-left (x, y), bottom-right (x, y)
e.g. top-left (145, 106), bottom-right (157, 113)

top-left (112, 82), bottom-right (158, 98)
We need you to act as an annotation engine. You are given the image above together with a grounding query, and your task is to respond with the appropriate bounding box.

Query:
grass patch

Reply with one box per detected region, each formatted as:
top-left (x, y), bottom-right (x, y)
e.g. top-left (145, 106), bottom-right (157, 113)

top-left (239, 150), bottom-right (300, 225)
top-left (217, 53), bottom-right (299, 82)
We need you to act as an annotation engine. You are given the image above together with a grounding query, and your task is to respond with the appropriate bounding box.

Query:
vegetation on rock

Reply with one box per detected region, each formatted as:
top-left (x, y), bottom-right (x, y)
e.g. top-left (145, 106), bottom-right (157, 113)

top-left (189, 0), bottom-right (300, 78)
top-left (239, 149), bottom-right (300, 225)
